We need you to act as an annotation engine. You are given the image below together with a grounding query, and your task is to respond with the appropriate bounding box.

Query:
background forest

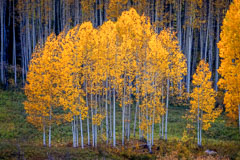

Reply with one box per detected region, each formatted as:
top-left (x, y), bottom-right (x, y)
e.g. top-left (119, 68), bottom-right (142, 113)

top-left (0, 0), bottom-right (240, 160)
top-left (0, 0), bottom-right (232, 88)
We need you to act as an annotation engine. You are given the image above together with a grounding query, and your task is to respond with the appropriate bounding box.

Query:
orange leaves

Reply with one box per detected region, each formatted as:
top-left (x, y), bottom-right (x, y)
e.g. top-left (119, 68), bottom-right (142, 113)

top-left (92, 114), bottom-right (105, 126)
top-left (24, 8), bottom-right (188, 139)
top-left (189, 60), bottom-right (221, 131)
top-left (24, 33), bottom-right (61, 128)
top-left (218, 0), bottom-right (240, 122)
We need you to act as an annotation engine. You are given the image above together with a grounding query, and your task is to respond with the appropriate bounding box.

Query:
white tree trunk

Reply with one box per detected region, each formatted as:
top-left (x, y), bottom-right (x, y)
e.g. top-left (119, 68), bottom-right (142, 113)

top-left (122, 72), bottom-right (126, 145)
top-left (139, 104), bottom-right (142, 140)
top-left (105, 77), bottom-right (109, 143)
top-left (127, 103), bottom-right (131, 140)
top-left (200, 110), bottom-right (203, 146)
top-left (0, 0), bottom-right (4, 84)
top-left (214, 12), bottom-right (220, 91)
top-left (76, 115), bottom-right (79, 147)
top-left (79, 113), bottom-right (84, 148)
top-left (186, 6), bottom-right (193, 93)
top-left (177, 0), bottom-right (182, 50)
top-left (95, 95), bottom-right (98, 146)
top-left (113, 87), bottom-right (116, 146)
top-left (165, 78), bottom-right (170, 140)
top-left (48, 125), bottom-right (51, 147)
top-left (72, 117), bottom-right (76, 147)
top-left (109, 88), bottom-right (112, 138)
top-left (13, 0), bottom-right (17, 86)
top-left (197, 96), bottom-right (200, 146)
top-left (161, 84), bottom-right (164, 139)
top-left (20, 20), bottom-right (25, 84)
top-left (48, 107), bottom-right (52, 147)
top-left (151, 112), bottom-right (155, 145)
top-left (133, 99), bottom-right (138, 137)
top-left (26, 7), bottom-right (31, 63)
top-left (239, 104), bottom-right (240, 135)
top-left (74, 0), bottom-right (79, 25)
top-left (43, 125), bottom-right (46, 146)
top-left (133, 80), bottom-right (139, 137)
top-left (86, 82), bottom-right (90, 146)
top-left (90, 84), bottom-right (95, 147)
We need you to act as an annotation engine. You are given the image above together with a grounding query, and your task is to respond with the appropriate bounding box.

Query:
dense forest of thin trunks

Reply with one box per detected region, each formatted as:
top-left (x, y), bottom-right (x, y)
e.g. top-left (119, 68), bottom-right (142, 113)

top-left (0, 0), bottom-right (231, 91)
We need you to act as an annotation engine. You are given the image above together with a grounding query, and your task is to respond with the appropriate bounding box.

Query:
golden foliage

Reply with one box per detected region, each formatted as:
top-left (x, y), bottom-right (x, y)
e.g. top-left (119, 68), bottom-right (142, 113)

top-left (218, 0), bottom-right (240, 122)
top-left (188, 60), bottom-right (221, 131)
top-left (24, 8), bottom-right (187, 142)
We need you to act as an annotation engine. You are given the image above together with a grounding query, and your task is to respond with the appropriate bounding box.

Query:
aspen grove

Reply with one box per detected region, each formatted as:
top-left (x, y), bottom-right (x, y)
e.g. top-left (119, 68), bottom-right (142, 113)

top-left (0, 0), bottom-right (239, 158)
top-left (21, 0), bottom-right (240, 151)
top-left (24, 8), bottom-right (188, 150)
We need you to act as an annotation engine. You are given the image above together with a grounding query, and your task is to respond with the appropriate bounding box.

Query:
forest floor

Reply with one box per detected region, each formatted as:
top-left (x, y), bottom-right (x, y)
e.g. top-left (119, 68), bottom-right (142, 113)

top-left (0, 89), bottom-right (240, 160)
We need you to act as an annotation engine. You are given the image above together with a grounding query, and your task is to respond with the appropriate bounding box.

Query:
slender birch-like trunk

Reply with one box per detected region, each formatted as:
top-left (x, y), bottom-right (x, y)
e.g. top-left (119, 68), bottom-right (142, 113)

top-left (109, 88), bottom-right (112, 138)
top-left (95, 94), bottom-right (98, 146)
top-left (99, 0), bottom-right (103, 25)
top-left (177, 0), bottom-right (182, 50)
top-left (122, 72), bottom-right (126, 145)
top-left (76, 115), bottom-right (79, 147)
top-left (127, 86), bottom-right (131, 140)
top-left (79, 113), bottom-right (84, 148)
top-left (152, 110), bottom-right (155, 146)
top-left (85, 81), bottom-right (90, 146)
top-left (72, 120), bottom-right (75, 147)
top-left (72, 117), bottom-right (76, 147)
top-left (49, 108), bottom-right (52, 147)
top-left (165, 78), bottom-right (170, 140)
top-left (161, 84), bottom-right (164, 139)
top-left (91, 83), bottom-right (94, 147)
top-left (239, 105), bottom-right (240, 135)
top-left (197, 96), bottom-right (200, 146)
top-left (20, 20), bottom-right (25, 84)
top-left (200, 110), bottom-right (203, 146)
top-left (133, 98), bottom-right (138, 137)
top-left (105, 76), bottom-right (109, 143)
top-left (152, 84), bottom-right (156, 145)
top-left (127, 103), bottom-right (131, 140)
top-left (186, 2), bottom-right (193, 93)
top-left (37, 0), bottom-right (43, 46)
top-left (139, 104), bottom-right (142, 140)
top-left (13, 0), bottom-right (17, 86)
top-left (0, 0), bottom-right (4, 84)
top-left (43, 125), bottom-right (46, 146)
top-left (133, 80), bottom-right (139, 137)
top-left (113, 86), bottom-right (116, 147)
top-left (32, 6), bottom-right (36, 51)
top-left (214, 12), bottom-right (220, 91)
top-left (74, 0), bottom-right (79, 25)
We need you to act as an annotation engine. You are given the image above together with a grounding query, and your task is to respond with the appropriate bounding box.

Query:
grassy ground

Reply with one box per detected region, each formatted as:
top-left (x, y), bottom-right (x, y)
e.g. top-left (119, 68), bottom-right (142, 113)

top-left (0, 89), bottom-right (240, 159)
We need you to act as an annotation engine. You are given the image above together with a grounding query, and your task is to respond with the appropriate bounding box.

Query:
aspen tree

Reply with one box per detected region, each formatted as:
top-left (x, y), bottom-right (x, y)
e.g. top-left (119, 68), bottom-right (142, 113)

top-left (98, 20), bottom-right (117, 144)
top-left (218, 0), bottom-right (240, 134)
top-left (24, 34), bottom-right (61, 147)
top-left (58, 26), bottom-right (87, 148)
top-left (24, 45), bottom-right (48, 146)
top-left (158, 29), bottom-right (187, 140)
top-left (116, 8), bottom-right (143, 145)
top-left (148, 33), bottom-right (168, 140)
top-left (189, 60), bottom-right (221, 146)
top-left (79, 22), bottom-right (98, 148)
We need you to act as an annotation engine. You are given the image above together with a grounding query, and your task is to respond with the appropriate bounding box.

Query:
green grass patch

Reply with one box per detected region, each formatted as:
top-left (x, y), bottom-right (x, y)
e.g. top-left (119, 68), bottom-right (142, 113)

top-left (0, 90), bottom-right (239, 159)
